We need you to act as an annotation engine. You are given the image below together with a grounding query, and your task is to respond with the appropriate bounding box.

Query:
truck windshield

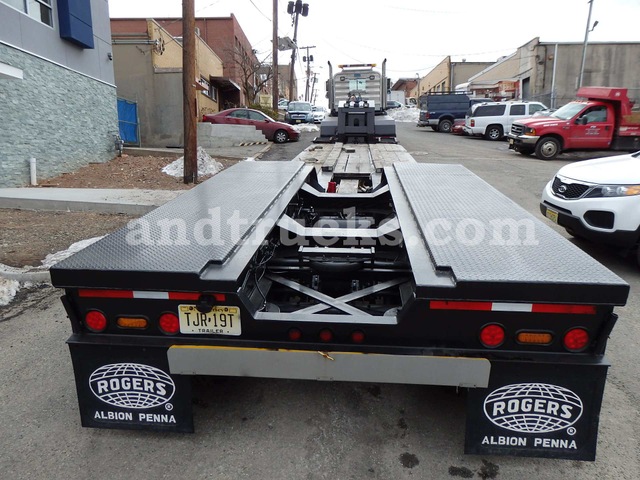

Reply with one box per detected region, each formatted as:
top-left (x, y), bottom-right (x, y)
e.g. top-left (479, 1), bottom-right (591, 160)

top-left (551, 102), bottom-right (586, 120)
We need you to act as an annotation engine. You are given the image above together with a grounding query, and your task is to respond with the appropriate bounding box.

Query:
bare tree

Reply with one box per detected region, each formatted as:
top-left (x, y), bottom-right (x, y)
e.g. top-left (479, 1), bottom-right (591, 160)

top-left (228, 46), bottom-right (274, 105)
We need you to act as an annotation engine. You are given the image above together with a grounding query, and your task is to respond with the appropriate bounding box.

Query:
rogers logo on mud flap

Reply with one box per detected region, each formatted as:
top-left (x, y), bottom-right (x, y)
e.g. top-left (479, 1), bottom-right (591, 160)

top-left (484, 383), bottom-right (583, 434)
top-left (89, 363), bottom-right (175, 409)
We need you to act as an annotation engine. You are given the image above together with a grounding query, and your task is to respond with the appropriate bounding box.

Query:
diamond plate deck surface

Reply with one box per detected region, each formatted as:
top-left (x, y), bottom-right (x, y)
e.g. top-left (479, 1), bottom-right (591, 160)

top-left (53, 162), bottom-right (305, 276)
top-left (393, 163), bottom-right (626, 287)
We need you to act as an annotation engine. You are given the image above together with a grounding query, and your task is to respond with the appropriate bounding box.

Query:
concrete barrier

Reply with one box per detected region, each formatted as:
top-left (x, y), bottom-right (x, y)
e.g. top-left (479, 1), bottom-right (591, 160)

top-left (197, 123), bottom-right (267, 148)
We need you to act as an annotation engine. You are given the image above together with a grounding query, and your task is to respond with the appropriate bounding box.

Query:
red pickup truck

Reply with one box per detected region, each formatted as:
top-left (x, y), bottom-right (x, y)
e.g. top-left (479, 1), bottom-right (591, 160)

top-left (507, 87), bottom-right (640, 160)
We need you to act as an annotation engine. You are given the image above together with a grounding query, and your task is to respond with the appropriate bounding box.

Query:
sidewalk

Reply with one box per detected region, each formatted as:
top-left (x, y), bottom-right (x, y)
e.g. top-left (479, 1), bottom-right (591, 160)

top-left (0, 143), bottom-right (271, 215)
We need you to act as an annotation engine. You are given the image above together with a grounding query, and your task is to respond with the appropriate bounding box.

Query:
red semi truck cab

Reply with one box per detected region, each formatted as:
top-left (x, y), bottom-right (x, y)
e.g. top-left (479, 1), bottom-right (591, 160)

top-left (507, 87), bottom-right (640, 160)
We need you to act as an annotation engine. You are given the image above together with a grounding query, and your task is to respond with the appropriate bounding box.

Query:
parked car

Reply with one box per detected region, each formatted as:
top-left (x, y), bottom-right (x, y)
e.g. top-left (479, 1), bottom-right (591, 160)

top-left (202, 108), bottom-right (300, 143)
top-left (278, 99), bottom-right (289, 110)
top-left (540, 150), bottom-right (640, 264)
top-left (386, 100), bottom-right (403, 109)
top-left (284, 101), bottom-right (314, 124)
top-left (312, 105), bottom-right (327, 123)
top-left (451, 118), bottom-right (466, 135)
top-left (417, 93), bottom-right (494, 132)
top-left (464, 101), bottom-right (548, 140)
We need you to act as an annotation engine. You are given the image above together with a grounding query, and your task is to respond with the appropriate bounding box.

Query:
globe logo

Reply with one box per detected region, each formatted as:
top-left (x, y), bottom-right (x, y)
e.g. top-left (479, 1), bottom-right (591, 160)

top-left (484, 383), bottom-right (583, 434)
top-left (89, 363), bottom-right (176, 409)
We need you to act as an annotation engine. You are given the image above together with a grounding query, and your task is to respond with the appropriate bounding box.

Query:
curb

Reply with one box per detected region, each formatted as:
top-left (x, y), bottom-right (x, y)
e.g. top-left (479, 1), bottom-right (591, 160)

top-left (236, 141), bottom-right (268, 146)
top-left (0, 265), bottom-right (51, 284)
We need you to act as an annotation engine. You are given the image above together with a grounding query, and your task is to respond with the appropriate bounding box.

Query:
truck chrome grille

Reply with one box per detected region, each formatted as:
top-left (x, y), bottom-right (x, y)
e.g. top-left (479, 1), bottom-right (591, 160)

top-left (552, 177), bottom-right (590, 199)
top-left (510, 124), bottom-right (524, 135)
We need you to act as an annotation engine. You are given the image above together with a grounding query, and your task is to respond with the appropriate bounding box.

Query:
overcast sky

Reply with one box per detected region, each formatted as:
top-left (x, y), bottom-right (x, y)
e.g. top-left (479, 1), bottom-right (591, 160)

top-left (109, 0), bottom-right (640, 101)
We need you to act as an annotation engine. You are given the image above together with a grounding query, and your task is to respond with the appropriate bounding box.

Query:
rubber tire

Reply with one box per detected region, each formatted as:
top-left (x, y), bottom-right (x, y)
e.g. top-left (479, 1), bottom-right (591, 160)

top-left (438, 119), bottom-right (453, 133)
top-left (273, 129), bottom-right (289, 144)
top-left (484, 125), bottom-right (503, 140)
top-left (535, 137), bottom-right (561, 160)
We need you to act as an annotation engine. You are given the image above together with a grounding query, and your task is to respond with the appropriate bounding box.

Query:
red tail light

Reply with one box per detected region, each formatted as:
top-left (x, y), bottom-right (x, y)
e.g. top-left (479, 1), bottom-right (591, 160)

top-left (563, 328), bottom-right (589, 352)
top-left (85, 310), bottom-right (107, 332)
top-left (479, 324), bottom-right (505, 348)
top-left (159, 313), bottom-right (180, 334)
top-left (350, 330), bottom-right (365, 343)
top-left (319, 329), bottom-right (333, 342)
top-left (470, 119), bottom-right (475, 127)
top-left (288, 328), bottom-right (303, 341)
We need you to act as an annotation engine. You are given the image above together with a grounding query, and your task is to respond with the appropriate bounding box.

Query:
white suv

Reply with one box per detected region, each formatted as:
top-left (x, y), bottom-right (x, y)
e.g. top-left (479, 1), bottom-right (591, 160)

top-left (464, 101), bottom-right (547, 140)
top-left (540, 151), bottom-right (640, 264)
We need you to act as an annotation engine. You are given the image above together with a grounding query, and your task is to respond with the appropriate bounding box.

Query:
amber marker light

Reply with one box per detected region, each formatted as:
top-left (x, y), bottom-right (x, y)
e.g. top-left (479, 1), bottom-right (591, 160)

top-left (516, 331), bottom-right (553, 345)
top-left (117, 317), bottom-right (148, 329)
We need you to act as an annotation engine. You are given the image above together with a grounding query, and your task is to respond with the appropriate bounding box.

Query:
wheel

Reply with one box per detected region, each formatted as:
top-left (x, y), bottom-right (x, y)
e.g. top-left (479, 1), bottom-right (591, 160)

top-left (535, 137), bottom-right (561, 160)
top-left (430, 126), bottom-right (438, 131)
top-left (438, 119), bottom-right (453, 133)
top-left (273, 129), bottom-right (289, 144)
top-left (484, 125), bottom-right (503, 140)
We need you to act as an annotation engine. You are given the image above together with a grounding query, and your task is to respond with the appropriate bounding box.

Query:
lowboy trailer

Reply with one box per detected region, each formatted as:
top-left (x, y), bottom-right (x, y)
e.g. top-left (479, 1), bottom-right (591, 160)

top-left (51, 102), bottom-right (629, 461)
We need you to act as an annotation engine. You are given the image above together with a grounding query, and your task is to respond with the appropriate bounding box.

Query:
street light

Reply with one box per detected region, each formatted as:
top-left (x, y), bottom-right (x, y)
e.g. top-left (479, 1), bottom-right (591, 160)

top-left (578, 0), bottom-right (598, 89)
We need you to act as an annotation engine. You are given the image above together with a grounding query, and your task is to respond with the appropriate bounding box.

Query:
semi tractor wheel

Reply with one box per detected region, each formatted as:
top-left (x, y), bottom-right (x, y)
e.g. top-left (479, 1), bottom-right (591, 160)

top-left (535, 137), bottom-right (561, 160)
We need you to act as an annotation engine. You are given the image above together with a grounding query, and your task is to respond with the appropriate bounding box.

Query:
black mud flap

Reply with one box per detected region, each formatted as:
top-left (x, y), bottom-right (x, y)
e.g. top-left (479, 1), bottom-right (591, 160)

top-left (465, 359), bottom-right (609, 461)
top-left (68, 342), bottom-right (193, 432)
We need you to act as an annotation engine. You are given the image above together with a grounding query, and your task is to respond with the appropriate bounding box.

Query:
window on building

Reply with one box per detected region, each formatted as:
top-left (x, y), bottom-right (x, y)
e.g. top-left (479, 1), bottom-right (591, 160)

top-left (3, 0), bottom-right (53, 27)
top-left (28, 0), bottom-right (52, 26)
top-left (211, 86), bottom-right (218, 102)
top-left (199, 76), bottom-right (211, 98)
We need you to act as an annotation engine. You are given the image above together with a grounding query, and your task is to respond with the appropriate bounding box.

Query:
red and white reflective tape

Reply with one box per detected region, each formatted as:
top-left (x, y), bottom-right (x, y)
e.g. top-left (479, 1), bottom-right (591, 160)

top-left (429, 300), bottom-right (596, 315)
top-left (78, 289), bottom-right (226, 302)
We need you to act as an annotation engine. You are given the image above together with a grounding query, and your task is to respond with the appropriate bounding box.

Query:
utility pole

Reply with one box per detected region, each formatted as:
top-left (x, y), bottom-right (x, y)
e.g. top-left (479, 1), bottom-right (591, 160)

top-left (272, 0), bottom-right (278, 111)
top-left (287, 0), bottom-right (309, 102)
top-left (182, 0), bottom-right (197, 184)
top-left (578, 0), bottom-right (598, 89)
top-left (310, 72), bottom-right (318, 105)
top-left (301, 45), bottom-right (316, 102)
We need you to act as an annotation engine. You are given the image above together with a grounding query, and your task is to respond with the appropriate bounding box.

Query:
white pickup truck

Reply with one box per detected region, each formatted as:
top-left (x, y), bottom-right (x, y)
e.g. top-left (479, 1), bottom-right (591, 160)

top-left (540, 151), bottom-right (640, 264)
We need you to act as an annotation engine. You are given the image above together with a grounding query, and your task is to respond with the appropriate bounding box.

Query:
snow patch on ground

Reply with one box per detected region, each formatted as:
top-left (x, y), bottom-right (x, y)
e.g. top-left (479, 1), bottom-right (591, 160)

top-left (40, 237), bottom-right (104, 269)
top-left (386, 107), bottom-right (420, 123)
top-left (0, 236), bottom-right (104, 306)
top-left (162, 146), bottom-right (224, 178)
top-left (293, 123), bottom-right (320, 133)
top-left (0, 277), bottom-right (21, 307)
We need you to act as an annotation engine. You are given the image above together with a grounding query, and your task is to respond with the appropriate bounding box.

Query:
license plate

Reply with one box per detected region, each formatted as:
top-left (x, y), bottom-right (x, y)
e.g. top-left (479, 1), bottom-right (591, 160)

top-left (545, 208), bottom-right (559, 224)
top-left (178, 305), bottom-right (241, 335)
top-left (508, 138), bottom-right (514, 145)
